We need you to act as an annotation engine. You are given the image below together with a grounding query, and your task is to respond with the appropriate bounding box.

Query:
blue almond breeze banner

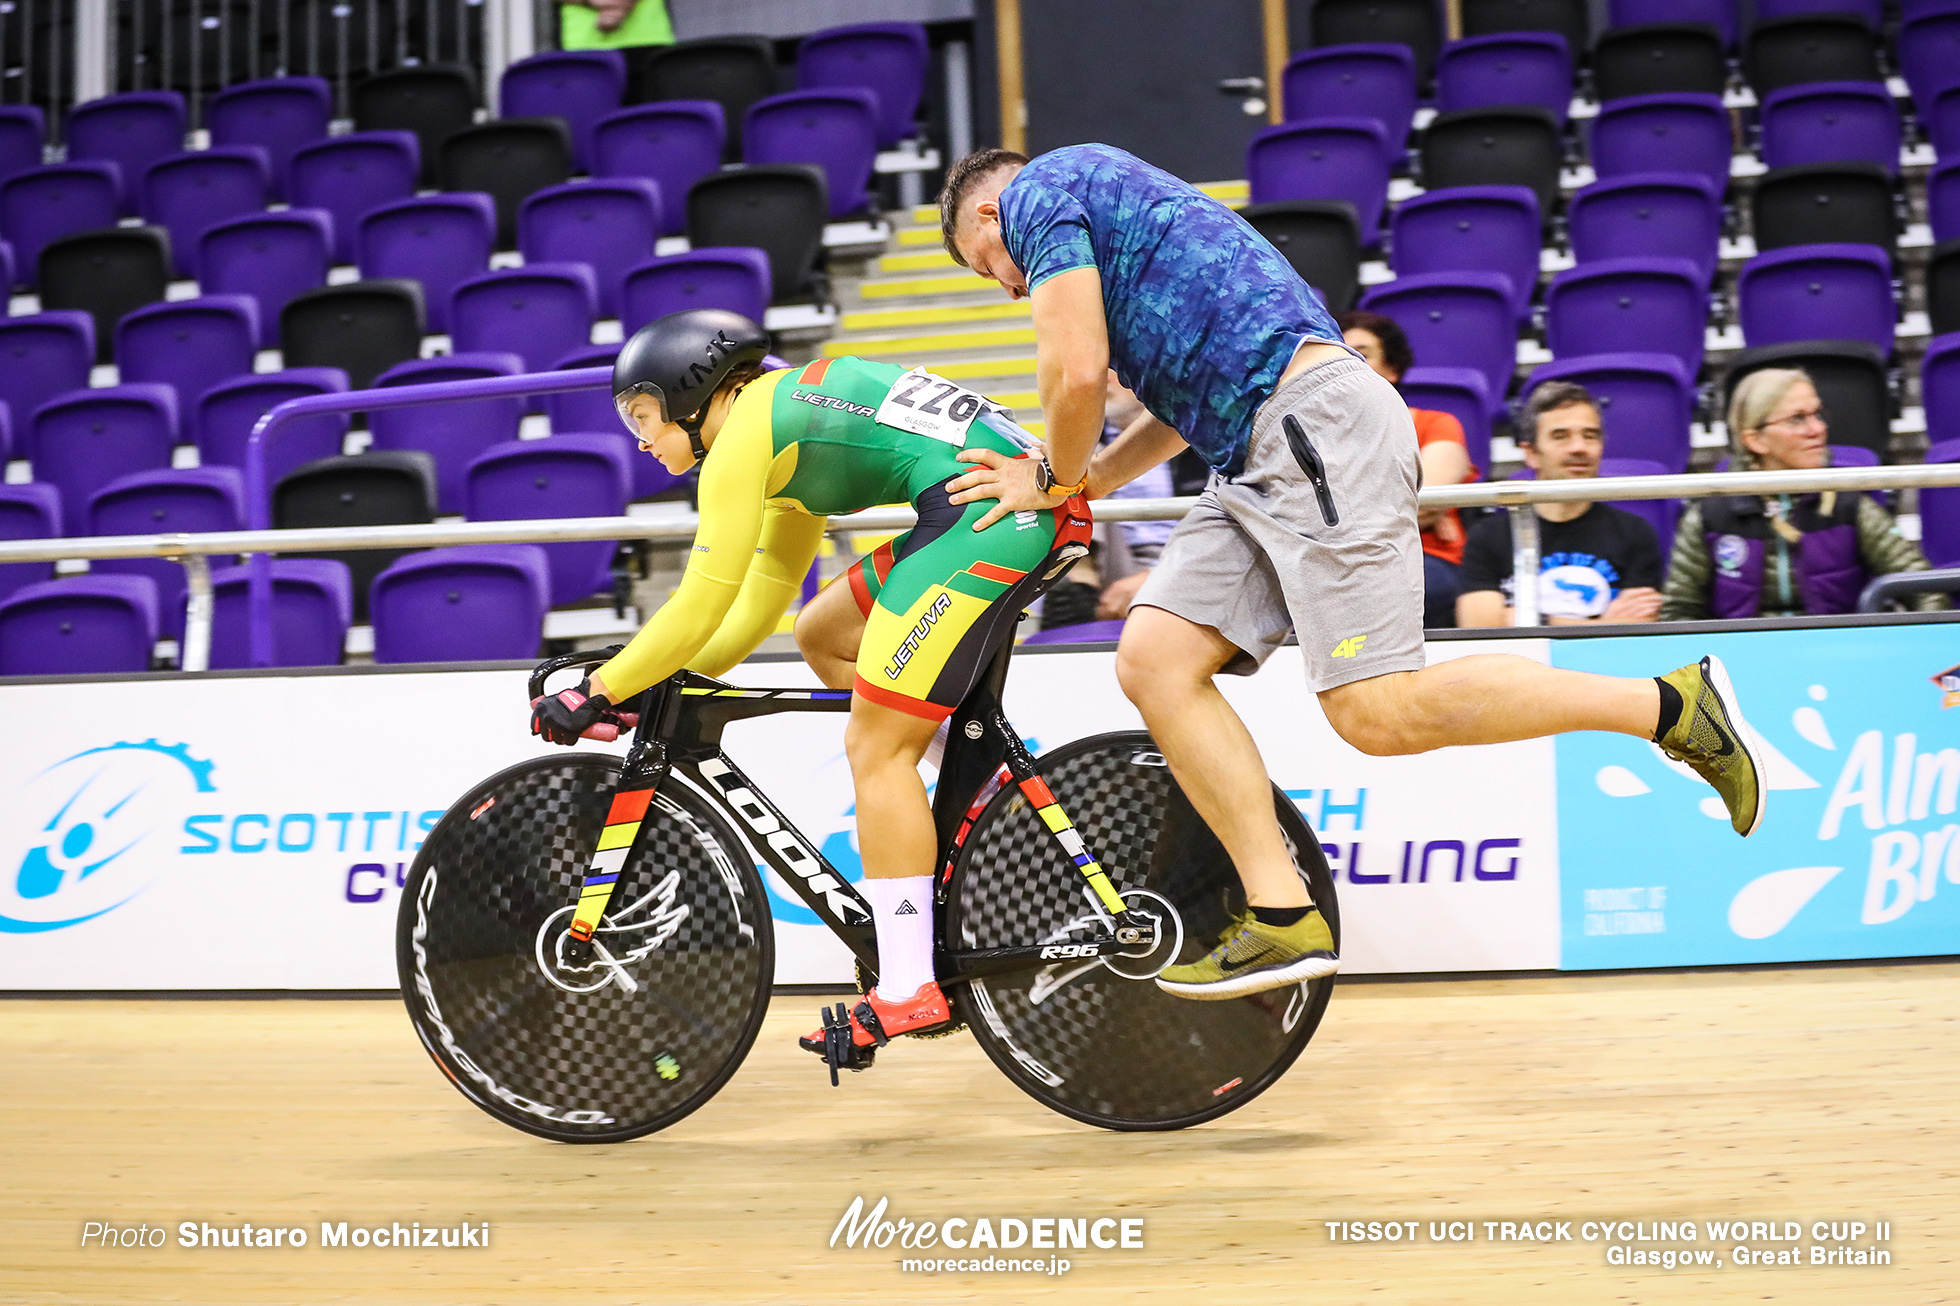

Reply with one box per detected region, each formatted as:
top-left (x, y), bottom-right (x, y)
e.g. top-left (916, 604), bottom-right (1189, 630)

top-left (1554, 624), bottom-right (1960, 969)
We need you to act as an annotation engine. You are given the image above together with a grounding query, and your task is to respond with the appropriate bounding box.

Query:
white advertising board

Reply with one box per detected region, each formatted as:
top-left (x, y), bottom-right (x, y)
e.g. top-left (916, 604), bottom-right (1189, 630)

top-left (0, 638), bottom-right (1560, 989)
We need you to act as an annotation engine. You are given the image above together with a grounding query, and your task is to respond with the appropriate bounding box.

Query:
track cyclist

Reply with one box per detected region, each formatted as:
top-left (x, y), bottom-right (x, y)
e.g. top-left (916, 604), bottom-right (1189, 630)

top-left (528, 309), bottom-right (1091, 1068)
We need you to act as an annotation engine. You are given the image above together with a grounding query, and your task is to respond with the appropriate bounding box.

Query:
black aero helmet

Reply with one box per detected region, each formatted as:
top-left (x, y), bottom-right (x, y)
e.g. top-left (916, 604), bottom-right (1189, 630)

top-left (612, 309), bottom-right (771, 457)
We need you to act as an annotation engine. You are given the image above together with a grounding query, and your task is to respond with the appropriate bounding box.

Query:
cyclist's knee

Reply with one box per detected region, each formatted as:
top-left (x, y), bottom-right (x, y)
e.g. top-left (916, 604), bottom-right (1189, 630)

top-left (845, 701), bottom-right (937, 772)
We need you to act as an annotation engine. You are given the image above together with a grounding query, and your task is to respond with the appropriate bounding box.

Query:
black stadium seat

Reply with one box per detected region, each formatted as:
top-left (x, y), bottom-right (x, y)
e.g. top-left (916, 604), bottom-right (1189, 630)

top-left (637, 36), bottom-right (779, 157)
top-left (1306, 0), bottom-right (1444, 85)
top-left (1750, 163), bottom-right (1897, 264)
top-left (1462, 0), bottom-right (1589, 66)
top-left (1926, 239), bottom-right (1960, 338)
top-left (278, 279), bottom-right (425, 390)
top-left (1591, 23), bottom-right (1727, 102)
top-left (1744, 15), bottom-right (1881, 98)
top-left (273, 451), bottom-right (437, 623)
top-left (1239, 200), bottom-right (1363, 312)
top-left (1419, 106), bottom-right (1564, 216)
top-left (1723, 341), bottom-right (1892, 460)
top-left (686, 164), bottom-right (830, 305)
top-left (37, 227), bottom-right (171, 364)
top-left (437, 118), bottom-right (574, 250)
top-left (352, 65), bottom-right (478, 185)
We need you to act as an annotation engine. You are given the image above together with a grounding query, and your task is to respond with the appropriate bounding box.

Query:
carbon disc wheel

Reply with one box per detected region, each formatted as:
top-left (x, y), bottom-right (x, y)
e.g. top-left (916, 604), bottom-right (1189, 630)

top-left (943, 731), bottom-right (1339, 1130)
top-left (397, 754), bottom-right (773, 1143)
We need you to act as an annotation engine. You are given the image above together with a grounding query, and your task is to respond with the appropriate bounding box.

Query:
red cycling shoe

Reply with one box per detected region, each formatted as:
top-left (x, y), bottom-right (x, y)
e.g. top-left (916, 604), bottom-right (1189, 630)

top-left (799, 982), bottom-right (952, 1083)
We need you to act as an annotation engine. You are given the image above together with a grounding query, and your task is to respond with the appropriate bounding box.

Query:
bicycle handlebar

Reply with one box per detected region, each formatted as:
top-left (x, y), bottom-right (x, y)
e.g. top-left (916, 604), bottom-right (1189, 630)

top-left (528, 645), bottom-right (633, 741)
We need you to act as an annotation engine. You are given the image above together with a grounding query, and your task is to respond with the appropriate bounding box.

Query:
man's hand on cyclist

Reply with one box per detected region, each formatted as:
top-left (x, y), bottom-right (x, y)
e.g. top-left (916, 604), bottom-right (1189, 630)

top-left (531, 678), bottom-right (619, 745)
top-left (948, 447), bottom-right (1078, 530)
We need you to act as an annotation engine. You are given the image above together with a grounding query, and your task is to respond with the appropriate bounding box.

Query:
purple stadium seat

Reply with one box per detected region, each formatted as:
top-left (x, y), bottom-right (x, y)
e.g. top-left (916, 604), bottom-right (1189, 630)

top-left (499, 50), bottom-right (627, 172)
top-left (0, 574), bottom-right (160, 675)
top-left (0, 483), bottom-right (61, 604)
top-left (0, 312), bottom-right (94, 440)
top-left (465, 434), bottom-right (632, 604)
top-left (196, 368), bottom-right (350, 486)
top-left (88, 467), bottom-right (246, 640)
top-left (620, 247), bottom-right (772, 333)
top-left (287, 131), bottom-right (420, 265)
top-left (64, 91), bottom-right (185, 212)
top-left (139, 146), bottom-right (273, 276)
top-left (1609, 0), bottom-right (1738, 49)
top-left (1588, 94), bottom-right (1731, 195)
top-left (518, 179), bottom-right (663, 319)
top-left (1388, 185), bottom-right (1540, 321)
top-left (114, 296), bottom-right (260, 426)
top-left (1738, 243), bottom-right (1895, 354)
top-left (0, 238), bottom-right (11, 290)
top-left (204, 558), bottom-right (352, 669)
top-left (0, 161), bottom-right (122, 286)
top-left (1358, 271), bottom-right (1519, 408)
top-left (1545, 257), bottom-right (1708, 371)
top-left (355, 193), bottom-right (495, 335)
top-left (28, 384), bottom-right (178, 528)
top-left (1757, 0), bottom-right (1879, 28)
top-left (1919, 436), bottom-right (1960, 567)
top-left (1247, 118), bottom-right (1392, 249)
top-left (1436, 32), bottom-right (1574, 127)
top-left (0, 104), bottom-right (44, 191)
top-left (1022, 619), bottom-right (1127, 646)
top-left (1759, 81), bottom-right (1900, 175)
top-left (1566, 172), bottom-right (1722, 286)
top-left (369, 353), bottom-right (527, 514)
top-left (1903, 4), bottom-right (1960, 108)
top-left (207, 77), bottom-right (333, 200)
top-left (197, 209), bottom-right (333, 348)
top-left (743, 88), bottom-right (881, 220)
top-left (1400, 366), bottom-right (1496, 475)
top-left (369, 544), bottom-right (551, 663)
top-left (449, 264), bottom-right (599, 377)
top-left (1924, 333), bottom-right (1960, 447)
top-left (797, 22), bottom-right (931, 149)
top-left (0, 399), bottom-right (8, 462)
top-left (1280, 45), bottom-right (1416, 163)
top-left (545, 344), bottom-right (622, 433)
top-left (1524, 353), bottom-right (1695, 472)
top-left (1928, 86), bottom-right (1960, 162)
top-left (592, 102), bottom-right (724, 238)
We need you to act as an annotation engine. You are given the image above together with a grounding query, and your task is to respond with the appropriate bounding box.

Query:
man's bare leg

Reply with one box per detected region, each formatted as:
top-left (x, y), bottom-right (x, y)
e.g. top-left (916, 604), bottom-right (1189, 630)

top-left (1114, 605), bottom-right (1310, 909)
top-left (1315, 657), bottom-right (1660, 756)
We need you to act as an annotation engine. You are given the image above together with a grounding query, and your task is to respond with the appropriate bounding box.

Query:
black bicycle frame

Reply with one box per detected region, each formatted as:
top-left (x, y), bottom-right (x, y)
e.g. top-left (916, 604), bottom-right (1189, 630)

top-left (533, 639), bottom-right (1147, 987)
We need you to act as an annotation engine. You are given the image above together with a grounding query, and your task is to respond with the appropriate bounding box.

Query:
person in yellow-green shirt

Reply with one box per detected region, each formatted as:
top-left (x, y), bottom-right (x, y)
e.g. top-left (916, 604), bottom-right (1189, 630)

top-left (557, 0), bottom-right (673, 51)
top-left (529, 311), bottom-right (1093, 1069)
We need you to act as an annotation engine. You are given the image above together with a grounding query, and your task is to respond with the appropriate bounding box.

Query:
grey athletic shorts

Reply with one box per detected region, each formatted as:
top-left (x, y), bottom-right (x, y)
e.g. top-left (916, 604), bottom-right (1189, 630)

top-left (1132, 354), bottom-right (1427, 693)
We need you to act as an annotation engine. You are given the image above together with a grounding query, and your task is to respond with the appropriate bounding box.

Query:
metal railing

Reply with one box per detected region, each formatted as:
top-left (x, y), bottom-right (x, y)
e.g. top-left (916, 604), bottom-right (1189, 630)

top-left (8, 463), bottom-right (1960, 673)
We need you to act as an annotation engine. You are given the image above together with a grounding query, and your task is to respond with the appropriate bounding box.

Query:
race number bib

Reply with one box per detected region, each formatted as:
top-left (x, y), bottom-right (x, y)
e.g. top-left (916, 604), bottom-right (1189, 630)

top-left (875, 368), bottom-right (995, 445)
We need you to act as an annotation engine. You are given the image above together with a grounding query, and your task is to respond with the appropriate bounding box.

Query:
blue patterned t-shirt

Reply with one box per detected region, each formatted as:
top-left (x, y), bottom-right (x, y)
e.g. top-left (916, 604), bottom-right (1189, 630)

top-left (998, 143), bottom-right (1343, 475)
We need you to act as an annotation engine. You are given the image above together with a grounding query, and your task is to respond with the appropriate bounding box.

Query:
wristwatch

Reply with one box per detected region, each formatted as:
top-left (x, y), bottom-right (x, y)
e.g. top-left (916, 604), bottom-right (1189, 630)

top-left (1034, 456), bottom-right (1089, 498)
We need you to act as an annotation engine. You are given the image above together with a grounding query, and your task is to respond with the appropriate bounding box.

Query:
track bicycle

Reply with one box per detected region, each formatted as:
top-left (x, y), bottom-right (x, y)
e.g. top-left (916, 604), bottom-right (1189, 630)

top-left (397, 637), bottom-right (1340, 1141)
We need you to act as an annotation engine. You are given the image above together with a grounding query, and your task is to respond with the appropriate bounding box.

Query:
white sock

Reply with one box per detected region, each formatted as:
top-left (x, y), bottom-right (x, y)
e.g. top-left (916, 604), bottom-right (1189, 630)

top-left (859, 875), bottom-right (936, 1000)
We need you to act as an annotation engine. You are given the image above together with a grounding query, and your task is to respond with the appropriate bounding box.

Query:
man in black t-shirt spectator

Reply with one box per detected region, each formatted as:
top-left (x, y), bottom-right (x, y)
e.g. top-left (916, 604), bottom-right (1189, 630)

top-left (1457, 382), bottom-right (1664, 627)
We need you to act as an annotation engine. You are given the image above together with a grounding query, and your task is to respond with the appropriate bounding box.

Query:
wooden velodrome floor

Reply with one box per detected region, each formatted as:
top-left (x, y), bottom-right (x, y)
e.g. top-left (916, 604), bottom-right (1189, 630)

top-left (3, 964), bottom-right (1957, 1306)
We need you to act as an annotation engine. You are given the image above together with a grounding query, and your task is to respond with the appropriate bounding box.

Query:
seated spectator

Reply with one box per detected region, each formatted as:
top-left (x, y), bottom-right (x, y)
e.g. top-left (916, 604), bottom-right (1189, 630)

top-left (1662, 369), bottom-right (1946, 619)
top-left (558, 0), bottom-right (672, 48)
top-left (1337, 309), bottom-right (1477, 627)
top-left (1095, 372), bottom-right (1175, 620)
top-left (1458, 381), bottom-right (1664, 626)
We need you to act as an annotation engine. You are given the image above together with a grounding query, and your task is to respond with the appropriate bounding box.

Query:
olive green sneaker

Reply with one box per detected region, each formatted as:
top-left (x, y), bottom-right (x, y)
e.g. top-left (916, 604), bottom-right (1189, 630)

top-left (1155, 908), bottom-right (1339, 1000)
top-left (1658, 654), bottom-right (1766, 837)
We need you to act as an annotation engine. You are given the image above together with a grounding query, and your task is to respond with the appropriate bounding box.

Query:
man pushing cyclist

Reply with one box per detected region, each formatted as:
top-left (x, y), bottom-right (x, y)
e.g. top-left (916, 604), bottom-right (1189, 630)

top-left (529, 310), bottom-right (1090, 1067)
top-left (935, 143), bottom-right (1764, 997)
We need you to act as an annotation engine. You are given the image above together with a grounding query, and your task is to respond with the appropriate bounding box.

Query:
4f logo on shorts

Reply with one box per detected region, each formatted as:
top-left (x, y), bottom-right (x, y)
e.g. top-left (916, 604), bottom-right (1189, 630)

top-left (1330, 635), bottom-right (1367, 659)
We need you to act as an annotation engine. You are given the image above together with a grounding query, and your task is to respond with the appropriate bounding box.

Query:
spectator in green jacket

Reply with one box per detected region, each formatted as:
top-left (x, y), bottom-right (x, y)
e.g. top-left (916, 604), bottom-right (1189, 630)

top-left (558, 0), bottom-right (673, 51)
top-left (1661, 368), bottom-right (1945, 620)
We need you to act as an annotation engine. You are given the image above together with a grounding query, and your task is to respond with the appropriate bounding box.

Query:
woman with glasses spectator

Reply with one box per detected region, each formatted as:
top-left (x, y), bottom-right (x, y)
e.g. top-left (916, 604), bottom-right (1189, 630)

top-left (1661, 368), bottom-right (1946, 619)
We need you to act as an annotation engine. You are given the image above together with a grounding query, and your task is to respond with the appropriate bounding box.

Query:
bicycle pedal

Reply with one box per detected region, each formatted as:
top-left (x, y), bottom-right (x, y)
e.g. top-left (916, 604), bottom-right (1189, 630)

top-left (818, 1003), bottom-right (880, 1086)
